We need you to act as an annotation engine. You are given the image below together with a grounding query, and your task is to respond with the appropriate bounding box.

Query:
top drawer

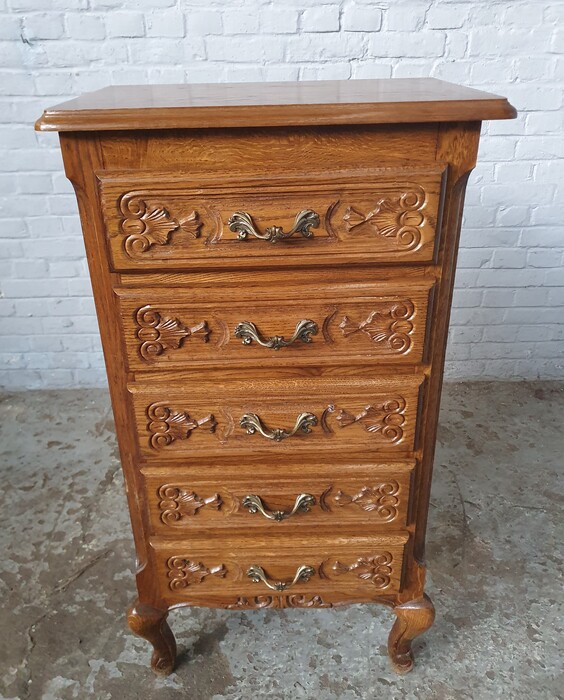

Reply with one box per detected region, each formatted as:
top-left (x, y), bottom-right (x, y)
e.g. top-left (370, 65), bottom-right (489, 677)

top-left (98, 167), bottom-right (446, 271)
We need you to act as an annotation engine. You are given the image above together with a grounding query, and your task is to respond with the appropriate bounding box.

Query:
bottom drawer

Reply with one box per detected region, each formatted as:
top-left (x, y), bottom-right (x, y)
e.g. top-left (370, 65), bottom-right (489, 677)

top-left (151, 532), bottom-right (408, 605)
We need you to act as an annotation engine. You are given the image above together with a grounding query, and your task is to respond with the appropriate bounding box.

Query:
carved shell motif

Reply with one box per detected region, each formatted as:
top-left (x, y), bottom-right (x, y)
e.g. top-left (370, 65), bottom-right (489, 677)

top-left (135, 306), bottom-right (210, 361)
top-left (118, 193), bottom-right (202, 258)
top-left (321, 398), bottom-right (406, 444)
top-left (343, 190), bottom-right (425, 250)
top-left (326, 481), bottom-right (400, 522)
top-left (158, 485), bottom-right (222, 525)
top-left (327, 552), bottom-right (393, 589)
top-left (167, 557), bottom-right (227, 590)
top-left (226, 596), bottom-right (276, 609)
top-left (339, 301), bottom-right (415, 354)
top-left (147, 402), bottom-right (217, 450)
top-left (226, 595), bottom-right (332, 609)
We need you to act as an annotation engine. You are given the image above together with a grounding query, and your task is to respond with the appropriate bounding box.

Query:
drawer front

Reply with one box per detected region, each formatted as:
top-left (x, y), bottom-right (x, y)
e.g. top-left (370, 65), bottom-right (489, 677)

top-left (117, 283), bottom-right (434, 370)
top-left (98, 168), bottom-right (445, 270)
top-left (144, 462), bottom-right (414, 533)
top-left (151, 533), bottom-right (408, 603)
top-left (130, 375), bottom-right (424, 461)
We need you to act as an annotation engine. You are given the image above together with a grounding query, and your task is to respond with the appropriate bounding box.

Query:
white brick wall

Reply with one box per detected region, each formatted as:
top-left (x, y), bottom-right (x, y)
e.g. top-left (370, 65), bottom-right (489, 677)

top-left (0, 0), bottom-right (563, 388)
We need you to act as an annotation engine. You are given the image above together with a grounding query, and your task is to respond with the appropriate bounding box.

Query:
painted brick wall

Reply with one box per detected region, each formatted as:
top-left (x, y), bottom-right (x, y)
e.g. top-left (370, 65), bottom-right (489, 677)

top-left (1, 0), bottom-right (563, 388)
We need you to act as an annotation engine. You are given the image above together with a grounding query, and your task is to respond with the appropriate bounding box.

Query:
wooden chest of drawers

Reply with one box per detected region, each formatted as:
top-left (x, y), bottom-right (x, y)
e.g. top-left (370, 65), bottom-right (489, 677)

top-left (36, 78), bottom-right (515, 675)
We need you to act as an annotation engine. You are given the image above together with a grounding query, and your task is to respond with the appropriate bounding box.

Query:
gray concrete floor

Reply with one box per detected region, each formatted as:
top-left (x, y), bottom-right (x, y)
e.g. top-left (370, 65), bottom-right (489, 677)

top-left (0, 382), bottom-right (562, 700)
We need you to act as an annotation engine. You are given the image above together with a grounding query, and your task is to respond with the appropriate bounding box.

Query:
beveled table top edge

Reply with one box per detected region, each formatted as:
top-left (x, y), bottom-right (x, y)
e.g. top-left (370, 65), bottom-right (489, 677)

top-left (35, 78), bottom-right (517, 132)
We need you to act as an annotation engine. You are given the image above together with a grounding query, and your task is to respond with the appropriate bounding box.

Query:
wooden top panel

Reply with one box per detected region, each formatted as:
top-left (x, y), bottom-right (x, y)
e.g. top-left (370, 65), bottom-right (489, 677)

top-left (35, 78), bottom-right (516, 132)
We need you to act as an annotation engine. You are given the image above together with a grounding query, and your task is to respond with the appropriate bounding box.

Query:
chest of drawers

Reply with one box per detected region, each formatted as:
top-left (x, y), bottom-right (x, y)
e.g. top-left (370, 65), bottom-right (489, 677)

top-left (36, 78), bottom-right (515, 675)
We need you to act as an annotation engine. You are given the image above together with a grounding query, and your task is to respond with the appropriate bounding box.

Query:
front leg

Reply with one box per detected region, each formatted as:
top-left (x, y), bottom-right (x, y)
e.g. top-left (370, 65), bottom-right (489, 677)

top-left (387, 594), bottom-right (435, 673)
top-left (127, 599), bottom-right (177, 676)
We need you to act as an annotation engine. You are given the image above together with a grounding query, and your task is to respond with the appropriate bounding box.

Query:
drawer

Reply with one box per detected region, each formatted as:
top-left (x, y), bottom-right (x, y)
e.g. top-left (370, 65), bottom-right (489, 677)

top-left (151, 532), bottom-right (409, 604)
top-left (98, 167), bottom-right (445, 271)
top-left (143, 462), bottom-right (415, 533)
top-left (129, 374), bottom-right (424, 461)
top-left (116, 281), bottom-right (434, 370)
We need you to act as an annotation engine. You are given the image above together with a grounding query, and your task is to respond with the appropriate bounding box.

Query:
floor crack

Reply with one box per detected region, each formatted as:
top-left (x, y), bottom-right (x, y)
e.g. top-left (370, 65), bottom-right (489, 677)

top-left (446, 466), bottom-right (470, 568)
top-left (20, 609), bottom-right (50, 700)
top-left (499, 498), bottom-right (549, 513)
top-left (75, 461), bottom-right (121, 555)
top-left (53, 548), bottom-right (112, 593)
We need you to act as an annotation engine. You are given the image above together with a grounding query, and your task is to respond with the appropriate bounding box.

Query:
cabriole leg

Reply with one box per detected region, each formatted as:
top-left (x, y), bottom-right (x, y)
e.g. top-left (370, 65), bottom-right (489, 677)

top-left (127, 599), bottom-right (177, 676)
top-left (387, 594), bottom-right (435, 674)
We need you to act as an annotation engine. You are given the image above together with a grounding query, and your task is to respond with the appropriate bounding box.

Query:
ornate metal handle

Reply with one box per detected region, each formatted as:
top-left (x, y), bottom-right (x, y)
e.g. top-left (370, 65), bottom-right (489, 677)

top-left (246, 564), bottom-right (315, 591)
top-left (240, 412), bottom-right (317, 442)
top-left (228, 209), bottom-right (320, 243)
top-left (234, 319), bottom-right (318, 350)
top-left (242, 493), bottom-right (316, 521)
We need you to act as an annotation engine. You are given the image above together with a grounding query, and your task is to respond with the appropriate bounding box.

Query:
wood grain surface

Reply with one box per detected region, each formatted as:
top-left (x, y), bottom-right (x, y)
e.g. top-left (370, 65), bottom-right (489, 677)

top-left (150, 531), bottom-right (409, 604)
top-left (35, 78), bottom-right (516, 131)
top-left (116, 281), bottom-right (434, 370)
top-left (129, 374), bottom-right (425, 461)
top-left (143, 462), bottom-right (415, 532)
top-left (99, 167), bottom-right (445, 270)
top-left (45, 78), bottom-right (516, 674)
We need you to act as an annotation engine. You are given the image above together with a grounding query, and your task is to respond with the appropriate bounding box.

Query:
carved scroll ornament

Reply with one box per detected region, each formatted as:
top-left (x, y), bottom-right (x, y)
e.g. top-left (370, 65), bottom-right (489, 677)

top-left (136, 306), bottom-right (210, 361)
top-left (118, 193), bottom-right (201, 257)
top-left (339, 301), bottom-right (415, 354)
top-left (167, 557), bottom-right (226, 590)
top-left (226, 595), bottom-right (331, 609)
top-left (158, 485), bottom-right (222, 525)
top-left (321, 398), bottom-right (406, 444)
top-left (323, 552), bottom-right (393, 589)
top-left (321, 481), bottom-right (400, 522)
top-left (343, 189), bottom-right (425, 250)
top-left (147, 402), bottom-right (217, 450)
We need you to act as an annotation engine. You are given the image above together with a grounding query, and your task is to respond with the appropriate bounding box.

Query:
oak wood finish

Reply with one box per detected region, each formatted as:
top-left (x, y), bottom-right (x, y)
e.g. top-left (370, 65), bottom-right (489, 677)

top-left (127, 600), bottom-right (176, 676)
top-left (130, 374), bottom-right (424, 460)
top-left (143, 462), bottom-right (415, 532)
top-left (151, 531), bottom-right (409, 603)
top-left (99, 168), bottom-right (445, 270)
top-left (35, 78), bottom-right (516, 131)
top-left (388, 594), bottom-right (436, 673)
top-left (116, 282), bottom-right (430, 370)
top-left (37, 79), bottom-right (515, 676)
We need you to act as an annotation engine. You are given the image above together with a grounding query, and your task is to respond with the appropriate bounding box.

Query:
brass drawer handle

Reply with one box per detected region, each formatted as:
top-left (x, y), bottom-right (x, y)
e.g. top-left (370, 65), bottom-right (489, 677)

top-left (242, 493), bottom-right (316, 521)
top-left (234, 319), bottom-right (318, 350)
top-left (246, 564), bottom-right (315, 591)
top-left (240, 412), bottom-right (317, 442)
top-left (228, 209), bottom-right (320, 243)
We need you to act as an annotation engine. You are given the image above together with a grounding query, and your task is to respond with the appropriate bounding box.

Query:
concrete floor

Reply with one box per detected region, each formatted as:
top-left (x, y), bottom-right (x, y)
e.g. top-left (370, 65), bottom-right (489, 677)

top-left (0, 382), bottom-right (562, 700)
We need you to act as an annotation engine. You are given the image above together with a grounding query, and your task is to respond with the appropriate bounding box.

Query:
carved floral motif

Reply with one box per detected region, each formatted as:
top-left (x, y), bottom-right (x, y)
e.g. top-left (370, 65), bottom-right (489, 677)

top-left (285, 595), bottom-right (332, 608)
top-left (157, 485), bottom-right (222, 525)
top-left (167, 557), bottom-right (227, 590)
top-left (343, 189), bottom-right (425, 250)
top-left (226, 596), bottom-right (275, 609)
top-left (147, 402), bottom-right (217, 450)
top-left (135, 306), bottom-right (210, 361)
top-left (320, 398), bottom-right (406, 443)
top-left (339, 301), bottom-right (415, 354)
top-left (326, 553), bottom-right (393, 589)
top-left (225, 595), bottom-right (331, 609)
top-left (118, 193), bottom-right (202, 257)
top-left (321, 481), bottom-right (400, 522)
